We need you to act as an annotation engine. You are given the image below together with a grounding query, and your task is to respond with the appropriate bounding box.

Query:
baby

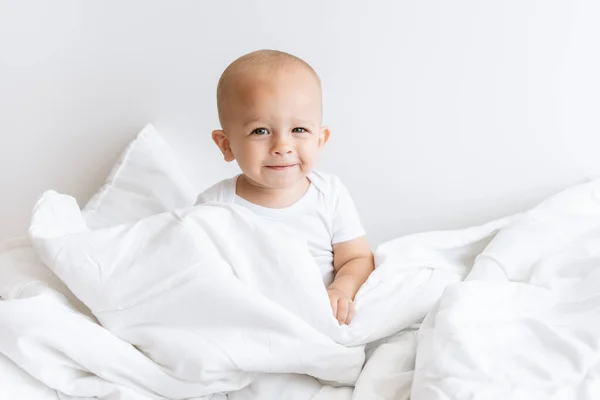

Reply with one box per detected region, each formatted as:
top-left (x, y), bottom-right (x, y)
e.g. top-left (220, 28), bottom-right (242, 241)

top-left (197, 49), bottom-right (374, 324)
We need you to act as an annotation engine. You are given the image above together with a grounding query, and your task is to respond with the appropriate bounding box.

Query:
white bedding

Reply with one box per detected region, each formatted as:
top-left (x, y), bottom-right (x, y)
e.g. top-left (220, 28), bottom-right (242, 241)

top-left (1, 127), bottom-right (599, 399)
top-left (0, 193), bottom-right (505, 399)
top-left (20, 192), bottom-right (501, 399)
top-left (413, 181), bottom-right (600, 399)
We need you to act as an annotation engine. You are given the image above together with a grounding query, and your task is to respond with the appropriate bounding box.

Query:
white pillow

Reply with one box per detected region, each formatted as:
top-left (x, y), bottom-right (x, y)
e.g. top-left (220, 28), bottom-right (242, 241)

top-left (1, 124), bottom-right (196, 303)
top-left (83, 124), bottom-right (197, 229)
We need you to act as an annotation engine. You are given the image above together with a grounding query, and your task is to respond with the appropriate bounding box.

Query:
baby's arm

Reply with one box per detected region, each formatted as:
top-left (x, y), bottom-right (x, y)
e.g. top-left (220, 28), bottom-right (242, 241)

top-left (327, 236), bottom-right (374, 324)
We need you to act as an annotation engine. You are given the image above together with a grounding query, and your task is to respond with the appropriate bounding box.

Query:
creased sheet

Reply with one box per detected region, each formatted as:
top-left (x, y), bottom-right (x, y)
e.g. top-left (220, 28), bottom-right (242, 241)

top-left (1, 179), bottom-right (599, 399)
top-left (412, 180), bottom-right (600, 399)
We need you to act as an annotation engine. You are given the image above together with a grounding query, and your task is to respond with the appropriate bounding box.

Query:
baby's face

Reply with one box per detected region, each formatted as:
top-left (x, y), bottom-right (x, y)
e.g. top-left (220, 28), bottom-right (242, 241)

top-left (219, 67), bottom-right (328, 190)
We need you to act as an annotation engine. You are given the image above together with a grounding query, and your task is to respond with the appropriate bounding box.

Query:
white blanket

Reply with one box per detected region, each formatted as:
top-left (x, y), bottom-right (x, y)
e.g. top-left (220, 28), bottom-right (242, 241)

top-left (1, 179), bottom-right (599, 399)
top-left (413, 180), bottom-right (600, 399)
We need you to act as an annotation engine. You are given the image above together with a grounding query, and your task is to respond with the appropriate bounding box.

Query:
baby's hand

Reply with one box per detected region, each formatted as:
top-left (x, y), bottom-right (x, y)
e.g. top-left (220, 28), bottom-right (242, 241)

top-left (327, 287), bottom-right (355, 325)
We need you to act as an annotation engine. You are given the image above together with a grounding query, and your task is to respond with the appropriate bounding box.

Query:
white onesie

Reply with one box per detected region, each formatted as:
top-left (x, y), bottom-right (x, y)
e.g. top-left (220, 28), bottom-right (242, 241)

top-left (195, 170), bottom-right (365, 286)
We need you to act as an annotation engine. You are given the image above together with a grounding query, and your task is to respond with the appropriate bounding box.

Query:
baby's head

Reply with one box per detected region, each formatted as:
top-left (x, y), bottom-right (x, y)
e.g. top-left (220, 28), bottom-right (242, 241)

top-left (212, 49), bottom-right (330, 191)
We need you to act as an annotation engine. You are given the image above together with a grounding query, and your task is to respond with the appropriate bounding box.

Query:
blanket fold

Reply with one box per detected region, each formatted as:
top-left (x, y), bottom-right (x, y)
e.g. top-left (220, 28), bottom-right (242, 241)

top-left (1, 179), bottom-right (599, 399)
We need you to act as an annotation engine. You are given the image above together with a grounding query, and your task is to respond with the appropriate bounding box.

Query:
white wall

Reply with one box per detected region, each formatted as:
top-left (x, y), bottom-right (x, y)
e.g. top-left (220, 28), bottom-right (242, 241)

top-left (1, 0), bottom-right (599, 246)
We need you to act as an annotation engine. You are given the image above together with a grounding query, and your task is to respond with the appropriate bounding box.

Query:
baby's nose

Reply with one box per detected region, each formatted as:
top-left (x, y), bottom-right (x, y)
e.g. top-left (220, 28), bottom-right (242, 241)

top-left (274, 148), bottom-right (293, 155)
top-left (272, 136), bottom-right (294, 155)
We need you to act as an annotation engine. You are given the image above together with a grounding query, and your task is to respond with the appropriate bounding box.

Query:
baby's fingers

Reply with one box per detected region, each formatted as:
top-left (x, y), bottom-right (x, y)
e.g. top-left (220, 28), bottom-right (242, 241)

top-left (346, 301), bottom-right (355, 325)
top-left (336, 298), bottom-right (349, 325)
top-left (329, 295), bottom-right (338, 318)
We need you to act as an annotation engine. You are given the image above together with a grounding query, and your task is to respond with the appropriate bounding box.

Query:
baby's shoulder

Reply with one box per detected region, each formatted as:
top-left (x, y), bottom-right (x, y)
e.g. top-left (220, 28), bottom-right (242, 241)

top-left (195, 176), bottom-right (237, 205)
top-left (309, 170), bottom-right (349, 199)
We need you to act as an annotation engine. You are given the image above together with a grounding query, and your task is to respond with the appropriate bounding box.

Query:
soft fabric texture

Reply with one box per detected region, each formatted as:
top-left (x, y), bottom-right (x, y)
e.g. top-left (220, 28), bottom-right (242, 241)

top-left (0, 351), bottom-right (59, 400)
top-left (1, 190), bottom-right (504, 399)
top-left (0, 124), bottom-right (201, 398)
top-left (1, 124), bottom-right (195, 312)
top-left (412, 180), bottom-right (600, 399)
top-left (83, 124), bottom-right (197, 229)
top-left (1, 125), bottom-right (599, 399)
top-left (196, 170), bottom-right (366, 286)
top-left (2, 177), bottom-right (599, 399)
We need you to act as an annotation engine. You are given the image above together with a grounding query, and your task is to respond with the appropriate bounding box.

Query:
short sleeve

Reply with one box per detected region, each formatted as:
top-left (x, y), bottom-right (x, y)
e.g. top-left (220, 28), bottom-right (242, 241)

top-left (194, 185), bottom-right (219, 205)
top-left (194, 177), bottom-right (237, 206)
top-left (194, 193), bottom-right (209, 205)
top-left (330, 177), bottom-right (366, 244)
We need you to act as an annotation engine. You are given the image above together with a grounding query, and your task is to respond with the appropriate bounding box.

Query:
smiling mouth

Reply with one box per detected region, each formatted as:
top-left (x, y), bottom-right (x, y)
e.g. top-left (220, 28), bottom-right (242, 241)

top-left (265, 164), bottom-right (297, 170)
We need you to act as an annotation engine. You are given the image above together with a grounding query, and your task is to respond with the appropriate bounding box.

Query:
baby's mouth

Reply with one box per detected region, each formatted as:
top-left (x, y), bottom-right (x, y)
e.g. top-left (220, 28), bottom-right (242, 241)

top-left (265, 164), bottom-right (297, 171)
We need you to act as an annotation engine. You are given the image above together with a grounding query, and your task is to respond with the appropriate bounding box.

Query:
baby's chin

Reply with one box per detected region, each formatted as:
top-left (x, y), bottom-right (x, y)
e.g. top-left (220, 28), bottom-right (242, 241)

top-left (253, 172), bottom-right (310, 190)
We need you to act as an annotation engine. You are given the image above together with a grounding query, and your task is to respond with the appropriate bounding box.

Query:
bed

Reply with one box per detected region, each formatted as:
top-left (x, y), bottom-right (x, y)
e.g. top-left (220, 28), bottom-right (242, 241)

top-left (1, 125), bottom-right (599, 399)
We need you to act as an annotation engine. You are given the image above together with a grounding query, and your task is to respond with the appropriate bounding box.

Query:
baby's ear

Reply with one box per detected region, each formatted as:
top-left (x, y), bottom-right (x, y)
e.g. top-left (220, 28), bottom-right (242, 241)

top-left (318, 127), bottom-right (331, 148)
top-left (211, 130), bottom-right (235, 162)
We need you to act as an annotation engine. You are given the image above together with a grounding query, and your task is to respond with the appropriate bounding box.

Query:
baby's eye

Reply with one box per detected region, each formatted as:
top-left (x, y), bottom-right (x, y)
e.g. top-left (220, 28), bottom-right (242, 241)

top-left (292, 127), bottom-right (308, 133)
top-left (251, 128), bottom-right (269, 135)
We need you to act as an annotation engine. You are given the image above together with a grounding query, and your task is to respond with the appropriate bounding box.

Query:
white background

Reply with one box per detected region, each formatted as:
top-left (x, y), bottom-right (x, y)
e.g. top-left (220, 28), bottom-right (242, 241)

top-left (1, 0), bottom-right (599, 246)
